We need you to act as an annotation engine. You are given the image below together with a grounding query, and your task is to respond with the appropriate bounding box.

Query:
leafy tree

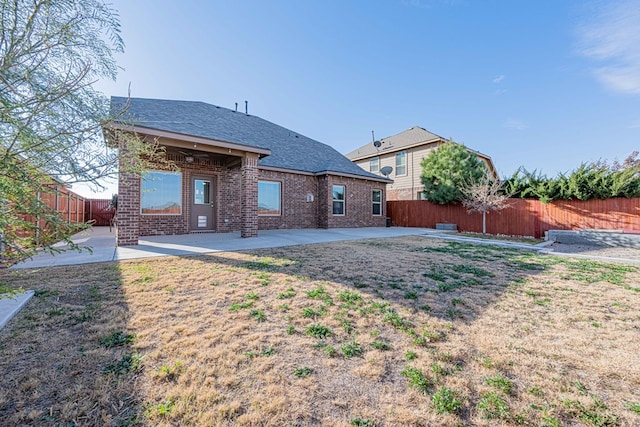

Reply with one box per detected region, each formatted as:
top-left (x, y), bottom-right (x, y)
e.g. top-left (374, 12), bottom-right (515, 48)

top-left (461, 170), bottom-right (511, 234)
top-left (420, 141), bottom-right (486, 204)
top-left (0, 0), bottom-right (163, 263)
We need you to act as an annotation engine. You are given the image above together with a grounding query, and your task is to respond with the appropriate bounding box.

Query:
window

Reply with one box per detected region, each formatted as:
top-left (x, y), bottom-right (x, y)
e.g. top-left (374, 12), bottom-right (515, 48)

top-left (372, 189), bottom-right (382, 216)
top-left (194, 179), bottom-right (211, 205)
top-left (258, 180), bottom-right (281, 215)
top-left (141, 171), bottom-right (182, 215)
top-left (396, 151), bottom-right (407, 176)
top-left (369, 157), bottom-right (380, 173)
top-left (332, 185), bottom-right (345, 215)
top-left (417, 191), bottom-right (428, 200)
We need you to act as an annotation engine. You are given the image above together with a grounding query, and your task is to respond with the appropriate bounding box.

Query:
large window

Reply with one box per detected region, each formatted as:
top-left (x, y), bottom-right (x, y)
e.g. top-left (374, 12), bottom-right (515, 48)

top-left (332, 185), bottom-right (345, 215)
top-left (141, 171), bottom-right (182, 215)
top-left (372, 189), bottom-right (382, 216)
top-left (396, 151), bottom-right (407, 176)
top-left (258, 180), bottom-right (281, 215)
top-left (369, 157), bottom-right (380, 173)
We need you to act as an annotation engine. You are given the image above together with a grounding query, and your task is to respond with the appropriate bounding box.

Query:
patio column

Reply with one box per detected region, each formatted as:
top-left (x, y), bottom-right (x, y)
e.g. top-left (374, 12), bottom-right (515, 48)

top-left (116, 143), bottom-right (141, 246)
top-left (240, 153), bottom-right (259, 238)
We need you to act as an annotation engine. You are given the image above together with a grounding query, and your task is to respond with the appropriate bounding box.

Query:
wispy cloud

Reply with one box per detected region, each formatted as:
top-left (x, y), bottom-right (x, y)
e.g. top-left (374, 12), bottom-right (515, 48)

top-left (503, 118), bottom-right (528, 130)
top-left (576, 0), bottom-right (640, 94)
top-left (492, 75), bottom-right (505, 84)
top-left (628, 119), bottom-right (640, 129)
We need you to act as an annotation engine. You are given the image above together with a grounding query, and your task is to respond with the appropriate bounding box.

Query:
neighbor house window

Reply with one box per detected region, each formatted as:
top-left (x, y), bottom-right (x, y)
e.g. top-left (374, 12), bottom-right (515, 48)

top-left (396, 151), bottom-right (407, 176)
top-left (372, 189), bottom-right (382, 216)
top-left (332, 185), bottom-right (345, 215)
top-left (258, 180), bottom-right (281, 215)
top-left (141, 171), bottom-right (182, 215)
top-left (370, 157), bottom-right (380, 173)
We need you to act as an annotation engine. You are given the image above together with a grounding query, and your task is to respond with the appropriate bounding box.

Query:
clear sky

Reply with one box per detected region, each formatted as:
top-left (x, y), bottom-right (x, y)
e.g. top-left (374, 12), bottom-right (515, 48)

top-left (79, 0), bottom-right (639, 198)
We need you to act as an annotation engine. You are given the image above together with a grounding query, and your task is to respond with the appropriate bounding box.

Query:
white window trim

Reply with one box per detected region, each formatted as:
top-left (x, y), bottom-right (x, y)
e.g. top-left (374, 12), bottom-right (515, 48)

top-left (332, 185), bottom-right (345, 216)
top-left (372, 189), bottom-right (382, 216)
top-left (258, 180), bottom-right (282, 216)
top-left (395, 151), bottom-right (407, 177)
top-left (370, 157), bottom-right (380, 173)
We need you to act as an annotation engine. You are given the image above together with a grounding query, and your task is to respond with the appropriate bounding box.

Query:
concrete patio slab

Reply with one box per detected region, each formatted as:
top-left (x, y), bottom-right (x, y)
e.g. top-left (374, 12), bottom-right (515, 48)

top-left (0, 290), bottom-right (35, 330)
top-left (10, 226), bottom-right (438, 269)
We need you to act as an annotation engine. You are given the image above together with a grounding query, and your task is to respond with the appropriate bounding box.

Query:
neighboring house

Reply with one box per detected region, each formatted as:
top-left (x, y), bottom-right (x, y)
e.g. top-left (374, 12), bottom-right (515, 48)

top-left (345, 126), bottom-right (497, 201)
top-left (106, 97), bottom-right (390, 246)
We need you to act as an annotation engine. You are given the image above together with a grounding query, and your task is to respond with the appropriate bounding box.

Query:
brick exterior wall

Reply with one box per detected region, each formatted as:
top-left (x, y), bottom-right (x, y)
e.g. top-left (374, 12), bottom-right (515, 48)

top-left (324, 175), bottom-right (387, 228)
top-left (258, 170), bottom-right (319, 229)
top-left (116, 151), bottom-right (387, 245)
top-left (240, 154), bottom-right (259, 237)
top-left (116, 145), bottom-right (140, 246)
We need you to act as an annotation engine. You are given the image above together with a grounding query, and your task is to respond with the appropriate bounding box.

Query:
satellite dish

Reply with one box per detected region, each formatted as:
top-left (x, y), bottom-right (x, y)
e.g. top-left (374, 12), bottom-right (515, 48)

top-left (373, 140), bottom-right (382, 148)
top-left (380, 166), bottom-right (393, 177)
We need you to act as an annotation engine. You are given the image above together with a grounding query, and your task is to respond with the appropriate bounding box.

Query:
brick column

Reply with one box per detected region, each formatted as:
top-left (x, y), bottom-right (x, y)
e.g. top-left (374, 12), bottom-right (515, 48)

top-left (240, 153), bottom-right (259, 238)
top-left (116, 143), bottom-right (141, 246)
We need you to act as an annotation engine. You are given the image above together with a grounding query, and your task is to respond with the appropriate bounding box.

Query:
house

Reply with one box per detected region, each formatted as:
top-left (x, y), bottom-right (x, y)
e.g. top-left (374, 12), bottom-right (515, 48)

top-left (345, 126), bottom-right (497, 201)
top-left (106, 97), bottom-right (390, 246)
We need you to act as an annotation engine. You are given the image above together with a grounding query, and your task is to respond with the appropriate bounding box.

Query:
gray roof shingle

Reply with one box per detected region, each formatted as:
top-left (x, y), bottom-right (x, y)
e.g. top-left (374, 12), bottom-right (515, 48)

top-left (111, 97), bottom-right (386, 181)
top-left (345, 126), bottom-right (444, 160)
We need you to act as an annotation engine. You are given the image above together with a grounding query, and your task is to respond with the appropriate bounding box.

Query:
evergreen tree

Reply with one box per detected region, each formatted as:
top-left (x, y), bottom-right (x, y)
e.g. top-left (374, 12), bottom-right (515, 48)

top-left (420, 141), bottom-right (487, 204)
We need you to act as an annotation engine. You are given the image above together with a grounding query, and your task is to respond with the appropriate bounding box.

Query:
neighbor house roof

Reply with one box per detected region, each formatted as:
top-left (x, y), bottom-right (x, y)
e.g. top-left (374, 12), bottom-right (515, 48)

top-left (345, 125), bottom-right (496, 175)
top-left (346, 126), bottom-right (444, 160)
top-left (110, 97), bottom-right (388, 181)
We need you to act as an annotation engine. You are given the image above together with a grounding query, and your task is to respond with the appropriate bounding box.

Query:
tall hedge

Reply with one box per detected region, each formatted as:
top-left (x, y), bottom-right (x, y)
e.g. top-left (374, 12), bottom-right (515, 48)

top-left (504, 152), bottom-right (640, 202)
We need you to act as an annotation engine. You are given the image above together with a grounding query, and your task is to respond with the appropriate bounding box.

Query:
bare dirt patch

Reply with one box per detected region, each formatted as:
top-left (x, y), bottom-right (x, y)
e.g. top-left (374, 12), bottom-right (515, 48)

top-left (1, 236), bottom-right (639, 426)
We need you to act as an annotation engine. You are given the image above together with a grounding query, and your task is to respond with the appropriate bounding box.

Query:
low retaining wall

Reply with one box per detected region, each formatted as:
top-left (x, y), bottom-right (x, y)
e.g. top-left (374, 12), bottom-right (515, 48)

top-left (548, 230), bottom-right (640, 248)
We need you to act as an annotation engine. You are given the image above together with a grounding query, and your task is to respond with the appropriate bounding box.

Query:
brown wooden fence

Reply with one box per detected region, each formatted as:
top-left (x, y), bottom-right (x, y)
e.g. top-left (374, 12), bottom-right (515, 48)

top-left (84, 199), bottom-right (115, 226)
top-left (387, 198), bottom-right (640, 238)
top-left (39, 186), bottom-right (86, 224)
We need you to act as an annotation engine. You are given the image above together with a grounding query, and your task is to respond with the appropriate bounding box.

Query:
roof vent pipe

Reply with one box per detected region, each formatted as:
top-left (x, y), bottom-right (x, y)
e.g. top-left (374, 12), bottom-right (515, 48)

top-left (235, 102), bottom-right (238, 112)
top-left (245, 100), bottom-right (248, 114)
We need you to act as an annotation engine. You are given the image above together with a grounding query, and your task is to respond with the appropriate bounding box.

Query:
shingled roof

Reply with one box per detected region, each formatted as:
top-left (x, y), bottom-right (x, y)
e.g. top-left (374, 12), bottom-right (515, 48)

top-left (345, 126), bottom-right (444, 160)
top-left (111, 97), bottom-right (387, 181)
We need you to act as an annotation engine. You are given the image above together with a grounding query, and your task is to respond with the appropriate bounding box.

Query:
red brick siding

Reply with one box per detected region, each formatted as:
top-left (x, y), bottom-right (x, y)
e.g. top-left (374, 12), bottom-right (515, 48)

top-left (258, 170), bottom-right (319, 229)
top-left (240, 154), bottom-right (259, 237)
top-left (325, 176), bottom-right (387, 228)
top-left (117, 149), bottom-right (387, 245)
top-left (116, 145), bottom-right (141, 246)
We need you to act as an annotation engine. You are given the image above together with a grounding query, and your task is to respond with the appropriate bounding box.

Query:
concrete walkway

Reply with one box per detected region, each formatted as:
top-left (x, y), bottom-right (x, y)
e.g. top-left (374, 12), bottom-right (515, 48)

top-left (10, 226), bottom-right (439, 269)
top-left (10, 226), bottom-right (640, 270)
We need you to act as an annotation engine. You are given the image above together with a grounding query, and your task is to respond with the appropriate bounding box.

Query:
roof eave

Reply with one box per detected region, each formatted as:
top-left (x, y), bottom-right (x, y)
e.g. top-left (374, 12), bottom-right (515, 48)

top-left (104, 122), bottom-right (272, 157)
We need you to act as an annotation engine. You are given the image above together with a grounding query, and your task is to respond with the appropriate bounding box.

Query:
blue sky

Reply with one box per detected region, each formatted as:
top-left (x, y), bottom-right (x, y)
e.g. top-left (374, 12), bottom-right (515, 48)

top-left (82, 0), bottom-right (639, 197)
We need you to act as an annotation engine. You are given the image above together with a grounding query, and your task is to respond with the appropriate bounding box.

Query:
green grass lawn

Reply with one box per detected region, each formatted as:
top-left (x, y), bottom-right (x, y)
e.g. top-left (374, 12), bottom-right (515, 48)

top-left (0, 236), bottom-right (638, 426)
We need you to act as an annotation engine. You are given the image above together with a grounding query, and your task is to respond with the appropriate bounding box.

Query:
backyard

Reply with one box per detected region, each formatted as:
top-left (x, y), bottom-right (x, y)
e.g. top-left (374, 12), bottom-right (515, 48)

top-left (0, 236), bottom-right (639, 426)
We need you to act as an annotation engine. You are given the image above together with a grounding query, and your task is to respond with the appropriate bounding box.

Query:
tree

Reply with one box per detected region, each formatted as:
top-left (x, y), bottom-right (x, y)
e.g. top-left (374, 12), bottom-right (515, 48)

top-left (461, 170), bottom-right (511, 234)
top-left (420, 141), bottom-right (487, 204)
top-left (0, 0), bottom-right (163, 263)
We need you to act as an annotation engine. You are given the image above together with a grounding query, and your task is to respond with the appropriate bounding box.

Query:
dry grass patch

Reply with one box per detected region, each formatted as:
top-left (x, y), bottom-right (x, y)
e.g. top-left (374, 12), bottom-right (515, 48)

top-left (0, 236), bottom-right (639, 426)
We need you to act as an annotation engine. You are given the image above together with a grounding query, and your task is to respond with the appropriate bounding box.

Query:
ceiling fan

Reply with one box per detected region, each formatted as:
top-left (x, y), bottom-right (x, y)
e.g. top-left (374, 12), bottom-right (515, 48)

top-left (178, 150), bottom-right (210, 163)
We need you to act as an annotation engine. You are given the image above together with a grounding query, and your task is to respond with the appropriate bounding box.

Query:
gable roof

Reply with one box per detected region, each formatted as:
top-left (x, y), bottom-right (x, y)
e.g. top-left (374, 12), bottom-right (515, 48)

top-left (110, 97), bottom-right (387, 181)
top-left (345, 126), bottom-right (445, 160)
top-left (345, 125), bottom-right (496, 174)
